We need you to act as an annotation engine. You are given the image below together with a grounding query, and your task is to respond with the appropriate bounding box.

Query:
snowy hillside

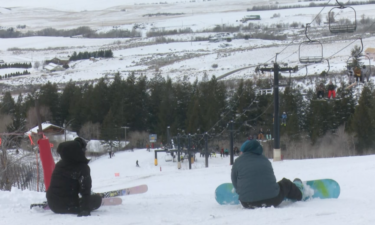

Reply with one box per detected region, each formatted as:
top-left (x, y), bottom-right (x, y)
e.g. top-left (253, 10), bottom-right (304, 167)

top-left (0, 0), bottom-right (375, 91)
top-left (1, 148), bottom-right (375, 225)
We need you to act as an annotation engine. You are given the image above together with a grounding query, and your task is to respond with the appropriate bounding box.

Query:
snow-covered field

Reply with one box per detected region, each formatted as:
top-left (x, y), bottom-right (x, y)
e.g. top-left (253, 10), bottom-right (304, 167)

top-left (1, 148), bottom-right (374, 225)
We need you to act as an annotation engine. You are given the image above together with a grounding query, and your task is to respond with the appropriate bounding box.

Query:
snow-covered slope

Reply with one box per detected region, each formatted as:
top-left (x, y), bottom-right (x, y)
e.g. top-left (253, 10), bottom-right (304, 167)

top-left (1, 148), bottom-right (375, 225)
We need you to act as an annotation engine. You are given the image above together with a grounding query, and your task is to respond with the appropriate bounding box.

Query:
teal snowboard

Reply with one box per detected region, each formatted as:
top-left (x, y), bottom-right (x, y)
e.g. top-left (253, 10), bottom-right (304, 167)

top-left (215, 179), bottom-right (340, 205)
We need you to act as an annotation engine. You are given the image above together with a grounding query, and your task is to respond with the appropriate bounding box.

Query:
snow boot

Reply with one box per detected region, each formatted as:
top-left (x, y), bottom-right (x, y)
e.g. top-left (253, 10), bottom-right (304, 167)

top-left (293, 178), bottom-right (304, 200)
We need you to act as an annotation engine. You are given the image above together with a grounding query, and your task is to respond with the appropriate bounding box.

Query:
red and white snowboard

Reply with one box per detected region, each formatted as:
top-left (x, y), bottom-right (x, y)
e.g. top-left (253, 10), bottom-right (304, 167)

top-left (95, 184), bottom-right (148, 198)
top-left (30, 197), bottom-right (122, 210)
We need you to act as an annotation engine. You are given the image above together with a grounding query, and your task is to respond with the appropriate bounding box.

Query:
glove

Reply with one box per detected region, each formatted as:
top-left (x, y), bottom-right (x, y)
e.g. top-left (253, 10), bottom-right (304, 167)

top-left (77, 210), bottom-right (91, 217)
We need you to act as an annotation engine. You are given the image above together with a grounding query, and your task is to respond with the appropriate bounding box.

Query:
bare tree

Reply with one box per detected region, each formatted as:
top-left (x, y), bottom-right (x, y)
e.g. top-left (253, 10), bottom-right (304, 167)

top-left (314, 14), bottom-right (322, 26)
top-left (26, 106), bottom-right (52, 130)
top-left (79, 121), bottom-right (101, 140)
top-left (0, 114), bottom-right (12, 133)
top-left (33, 61), bottom-right (40, 70)
top-left (128, 131), bottom-right (149, 149)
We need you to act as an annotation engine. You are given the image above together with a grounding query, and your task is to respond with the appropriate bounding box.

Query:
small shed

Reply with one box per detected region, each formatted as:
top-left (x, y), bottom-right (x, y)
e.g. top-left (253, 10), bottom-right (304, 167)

top-left (25, 122), bottom-right (65, 137)
top-left (50, 57), bottom-right (70, 65)
top-left (44, 63), bottom-right (65, 72)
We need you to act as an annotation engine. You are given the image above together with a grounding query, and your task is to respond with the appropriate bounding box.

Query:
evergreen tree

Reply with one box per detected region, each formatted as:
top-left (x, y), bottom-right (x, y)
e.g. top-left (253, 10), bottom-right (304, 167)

top-left (132, 75), bottom-right (149, 131)
top-left (39, 82), bottom-right (60, 125)
top-left (306, 100), bottom-right (331, 144)
top-left (70, 83), bottom-right (90, 132)
top-left (228, 79), bottom-right (257, 138)
top-left (200, 76), bottom-right (226, 132)
top-left (157, 78), bottom-right (176, 142)
top-left (279, 86), bottom-right (305, 141)
top-left (148, 73), bottom-right (166, 133)
top-left (108, 73), bottom-right (125, 128)
top-left (60, 81), bottom-right (80, 124)
top-left (9, 94), bottom-right (26, 132)
top-left (350, 86), bottom-right (375, 153)
top-left (101, 109), bottom-right (116, 141)
top-left (186, 80), bottom-right (202, 133)
top-left (87, 78), bottom-right (110, 124)
top-left (0, 92), bottom-right (15, 115)
top-left (332, 83), bottom-right (356, 131)
top-left (173, 76), bottom-right (193, 132)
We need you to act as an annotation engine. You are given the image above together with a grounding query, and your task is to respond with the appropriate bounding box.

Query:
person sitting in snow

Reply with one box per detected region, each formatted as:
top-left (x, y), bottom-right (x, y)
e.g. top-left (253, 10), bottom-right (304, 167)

top-left (47, 137), bottom-right (102, 217)
top-left (231, 140), bottom-right (303, 208)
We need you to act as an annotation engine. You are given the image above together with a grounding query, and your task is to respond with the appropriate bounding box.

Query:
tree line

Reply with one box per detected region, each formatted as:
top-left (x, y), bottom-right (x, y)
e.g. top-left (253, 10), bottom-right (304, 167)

top-left (0, 70), bottom-right (31, 79)
top-left (0, 26), bottom-right (141, 39)
top-left (248, 0), bottom-right (375, 11)
top-left (0, 62), bottom-right (32, 69)
top-left (69, 50), bottom-right (113, 61)
top-left (1, 74), bottom-right (375, 156)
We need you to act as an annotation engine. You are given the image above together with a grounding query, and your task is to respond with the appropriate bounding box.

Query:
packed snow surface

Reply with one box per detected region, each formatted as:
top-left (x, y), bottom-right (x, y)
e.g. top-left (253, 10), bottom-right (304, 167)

top-left (1, 148), bottom-right (374, 225)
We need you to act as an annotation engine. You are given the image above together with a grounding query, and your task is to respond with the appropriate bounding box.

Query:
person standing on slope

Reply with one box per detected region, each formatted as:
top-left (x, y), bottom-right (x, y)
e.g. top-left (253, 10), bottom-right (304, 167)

top-left (231, 140), bottom-right (303, 208)
top-left (281, 112), bottom-right (287, 126)
top-left (47, 137), bottom-right (102, 217)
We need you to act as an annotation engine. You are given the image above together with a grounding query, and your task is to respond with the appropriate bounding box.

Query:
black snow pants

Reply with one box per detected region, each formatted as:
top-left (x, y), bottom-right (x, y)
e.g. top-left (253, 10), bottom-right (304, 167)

top-left (240, 178), bottom-right (302, 209)
top-left (48, 194), bottom-right (102, 214)
top-left (317, 91), bottom-right (324, 98)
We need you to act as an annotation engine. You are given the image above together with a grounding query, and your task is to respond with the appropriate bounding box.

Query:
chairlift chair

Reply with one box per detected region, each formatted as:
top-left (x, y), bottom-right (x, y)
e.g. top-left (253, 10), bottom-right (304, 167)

top-left (347, 55), bottom-right (371, 81)
top-left (346, 38), bottom-right (371, 81)
top-left (299, 24), bottom-right (324, 64)
top-left (328, 0), bottom-right (357, 34)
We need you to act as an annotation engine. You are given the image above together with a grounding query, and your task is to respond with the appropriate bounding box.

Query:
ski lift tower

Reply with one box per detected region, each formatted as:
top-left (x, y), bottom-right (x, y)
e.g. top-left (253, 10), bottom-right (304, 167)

top-left (258, 54), bottom-right (297, 161)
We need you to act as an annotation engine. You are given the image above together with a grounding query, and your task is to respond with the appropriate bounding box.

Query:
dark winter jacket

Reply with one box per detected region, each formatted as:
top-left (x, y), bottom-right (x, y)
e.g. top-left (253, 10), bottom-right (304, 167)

top-left (46, 140), bottom-right (92, 214)
top-left (317, 84), bottom-right (325, 92)
top-left (231, 140), bottom-right (280, 203)
top-left (328, 84), bottom-right (335, 91)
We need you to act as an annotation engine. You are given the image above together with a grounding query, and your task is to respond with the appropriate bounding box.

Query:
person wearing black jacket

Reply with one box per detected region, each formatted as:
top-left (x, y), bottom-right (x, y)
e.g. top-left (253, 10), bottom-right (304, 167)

top-left (327, 81), bottom-right (336, 99)
top-left (46, 137), bottom-right (102, 217)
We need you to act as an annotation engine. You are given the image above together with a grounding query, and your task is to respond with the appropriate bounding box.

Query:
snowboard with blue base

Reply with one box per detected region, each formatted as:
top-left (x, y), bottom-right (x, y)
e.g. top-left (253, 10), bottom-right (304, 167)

top-left (215, 179), bottom-right (340, 205)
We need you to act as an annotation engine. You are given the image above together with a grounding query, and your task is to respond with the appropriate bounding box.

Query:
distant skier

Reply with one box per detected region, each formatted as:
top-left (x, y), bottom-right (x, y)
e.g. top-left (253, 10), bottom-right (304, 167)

top-left (224, 148), bottom-right (229, 157)
top-left (327, 81), bottom-right (336, 99)
top-left (234, 146), bottom-right (239, 155)
top-left (266, 129), bottom-right (272, 140)
top-left (281, 112), bottom-right (287, 126)
top-left (136, 160), bottom-right (140, 167)
top-left (109, 150), bottom-right (112, 158)
top-left (231, 140), bottom-right (303, 208)
top-left (257, 128), bottom-right (264, 140)
top-left (47, 137), bottom-right (102, 217)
